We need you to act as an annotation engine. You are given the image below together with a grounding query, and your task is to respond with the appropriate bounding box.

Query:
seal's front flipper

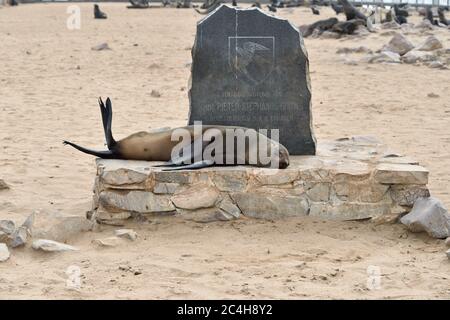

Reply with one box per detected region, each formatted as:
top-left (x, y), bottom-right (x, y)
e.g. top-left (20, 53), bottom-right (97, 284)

top-left (153, 136), bottom-right (211, 168)
top-left (161, 160), bottom-right (215, 171)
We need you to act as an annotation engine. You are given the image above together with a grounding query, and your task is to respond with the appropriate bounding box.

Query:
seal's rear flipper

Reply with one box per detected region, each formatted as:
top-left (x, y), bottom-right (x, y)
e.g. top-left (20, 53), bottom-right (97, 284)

top-left (160, 160), bottom-right (215, 171)
top-left (98, 97), bottom-right (116, 149)
top-left (63, 140), bottom-right (117, 159)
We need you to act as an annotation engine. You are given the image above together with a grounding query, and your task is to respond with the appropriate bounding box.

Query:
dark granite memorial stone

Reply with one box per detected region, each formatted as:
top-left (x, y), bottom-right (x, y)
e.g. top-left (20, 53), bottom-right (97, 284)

top-left (188, 5), bottom-right (316, 155)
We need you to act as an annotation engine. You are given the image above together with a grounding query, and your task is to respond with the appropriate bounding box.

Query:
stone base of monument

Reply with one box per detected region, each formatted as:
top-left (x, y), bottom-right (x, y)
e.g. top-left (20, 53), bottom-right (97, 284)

top-left (90, 136), bottom-right (430, 225)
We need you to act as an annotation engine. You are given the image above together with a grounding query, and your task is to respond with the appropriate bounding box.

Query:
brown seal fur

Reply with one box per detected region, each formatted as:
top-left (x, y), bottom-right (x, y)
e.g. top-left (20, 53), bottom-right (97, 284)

top-left (63, 98), bottom-right (289, 169)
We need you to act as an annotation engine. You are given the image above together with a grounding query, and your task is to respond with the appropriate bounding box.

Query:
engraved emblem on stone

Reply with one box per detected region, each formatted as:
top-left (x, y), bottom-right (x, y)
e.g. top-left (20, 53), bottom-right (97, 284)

top-left (228, 36), bottom-right (275, 85)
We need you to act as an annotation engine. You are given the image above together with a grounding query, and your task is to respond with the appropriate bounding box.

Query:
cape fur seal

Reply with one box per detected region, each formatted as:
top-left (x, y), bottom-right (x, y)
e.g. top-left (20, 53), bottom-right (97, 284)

top-left (63, 98), bottom-right (290, 170)
top-left (94, 4), bottom-right (107, 19)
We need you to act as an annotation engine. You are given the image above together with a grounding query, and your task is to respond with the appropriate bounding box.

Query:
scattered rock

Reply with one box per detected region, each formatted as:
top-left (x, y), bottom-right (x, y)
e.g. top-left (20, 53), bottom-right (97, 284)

top-left (0, 179), bottom-right (9, 190)
top-left (150, 90), bottom-right (161, 98)
top-left (427, 93), bottom-right (440, 98)
top-left (402, 50), bottom-right (437, 64)
top-left (321, 31), bottom-right (341, 39)
top-left (24, 211), bottom-right (93, 243)
top-left (0, 243), bottom-right (10, 262)
top-left (171, 184), bottom-right (220, 210)
top-left (336, 46), bottom-right (372, 54)
top-left (0, 220), bottom-right (15, 235)
top-left (381, 21), bottom-right (400, 29)
top-left (446, 249), bottom-right (450, 260)
top-left (177, 207), bottom-right (236, 223)
top-left (31, 239), bottom-right (78, 252)
top-left (91, 43), bottom-right (111, 51)
top-left (92, 236), bottom-right (125, 247)
top-left (380, 30), bottom-right (397, 37)
top-left (445, 237), bottom-right (450, 247)
top-left (342, 57), bottom-right (358, 65)
top-left (382, 33), bottom-right (414, 56)
top-left (414, 20), bottom-right (434, 30)
top-left (9, 226), bottom-right (28, 248)
top-left (415, 36), bottom-right (443, 51)
top-left (114, 229), bottom-right (138, 241)
top-left (368, 51), bottom-right (401, 64)
top-left (425, 60), bottom-right (447, 70)
top-left (400, 197), bottom-right (450, 239)
top-left (0, 232), bottom-right (8, 243)
top-left (99, 190), bottom-right (175, 213)
top-left (353, 25), bottom-right (369, 36)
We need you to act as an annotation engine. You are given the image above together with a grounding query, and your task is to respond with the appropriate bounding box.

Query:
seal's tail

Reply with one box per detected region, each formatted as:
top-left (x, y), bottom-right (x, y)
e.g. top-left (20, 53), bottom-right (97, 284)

top-left (63, 140), bottom-right (116, 159)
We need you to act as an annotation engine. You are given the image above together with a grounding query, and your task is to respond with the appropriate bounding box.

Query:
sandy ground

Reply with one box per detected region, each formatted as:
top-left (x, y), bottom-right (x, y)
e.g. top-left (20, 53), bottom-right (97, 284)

top-left (0, 3), bottom-right (449, 299)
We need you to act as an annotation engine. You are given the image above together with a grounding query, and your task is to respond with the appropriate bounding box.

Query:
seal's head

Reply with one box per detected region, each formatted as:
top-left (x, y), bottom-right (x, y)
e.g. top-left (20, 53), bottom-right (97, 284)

top-left (278, 146), bottom-right (290, 169)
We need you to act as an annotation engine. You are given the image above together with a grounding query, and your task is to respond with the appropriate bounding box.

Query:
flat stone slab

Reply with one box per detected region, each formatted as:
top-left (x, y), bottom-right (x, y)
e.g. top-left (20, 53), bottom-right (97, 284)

top-left (188, 5), bottom-right (316, 155)
top-left (91, 136), bottom-right (429, 224)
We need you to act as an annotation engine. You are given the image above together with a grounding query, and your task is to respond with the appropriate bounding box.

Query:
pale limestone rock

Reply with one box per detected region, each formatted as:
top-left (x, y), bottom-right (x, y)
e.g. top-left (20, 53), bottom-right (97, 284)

top-left (0, 220), bottom-right (15, 235)
top-left (298, 168), bottom-right (332, 182)
top-left (31, 239), bottom-right (78, 252)
top-left (334, 181), bottom-right (389, 203)
top-left (0, 243), bottom-right (10, 262)
top-left (400, 197), bottom-right (450, 239)
top-left (310, 202), bottom-right (392, 220)
top-left (153, 182), bottom-right (180, 194)
top-left (381, 33), bottom-right (414, 56)
top-left (425, 60), bottom-right (447, 69)
top-left (99, 190), bottom-right (175, 213)
top-left (415, 36), bottom-right (443, 51)
top-left (401, 50), bottom-right (437, 64)
top-left (217, 195), bottom-right (241, 218)
top-left (9, 226), bottom-right (27, 248)
top-left (91, 43), bottom-right (110, 51)
top-left (177, 207), bottom-right (235, 222)
top-left (153, 170), bottom-right (193, 184)
top-left (115, 229), bottom-right (138, 241)
top-left (92, 139), bottom-right (431, 223)
top-left (0, 231), bottom-right (8, 243)
top-left (368, 51), bottom-right (401, 63)
top-left (211, 171), bottom-right (247, 191)
top-left (253, 169), bottom-right (298, 186)
top-left (92, 236), bottom-right (125, 247)
top-left (171, 184), bottom-right (219, 210)
top-left (336, 46), bottom-right (373, 54)
top-left (414, 20), bottom-right (434, 30)
top-left (374, 164), bottom-right (428, 185)
top-left (390, 185), bottom-right (430, 206)
top-left (305, 182), bottom-right (330, 202)
top-left (231, 192), bottom-right (309, 219)
top-left (381, 21), bottom-right (400, 29)
top-left (25, 211), bottom-right (93, 243)
top-left (95, 210), bottom-right (131, 223)
top-left (100, 168), bottom-right (147, 187)
top-left (445, 237), bottom-right (450, 247)
top-left (0, 179), bottom-right (9, 191)
top-left (321, 31), bottom-right (341, 39)
top-left (446, 249), bottom-right (450, 260)
top-left (353, 25), bottom-right (369, 36)
top-left (380, 30), bottom-right (398, 37)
